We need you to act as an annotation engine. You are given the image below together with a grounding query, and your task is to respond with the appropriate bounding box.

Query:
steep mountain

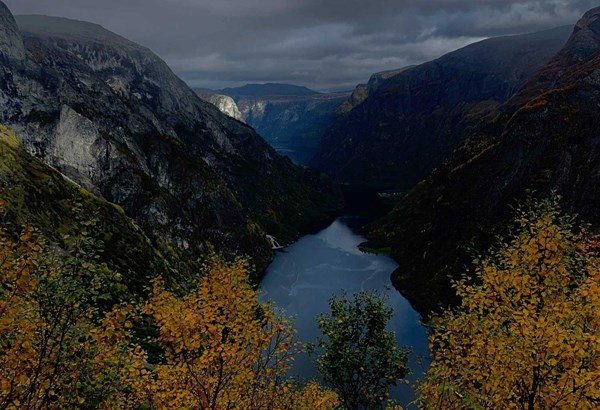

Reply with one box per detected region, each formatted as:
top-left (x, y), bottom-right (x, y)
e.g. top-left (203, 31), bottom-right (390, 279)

top-left (0, 3), bottom-right (341, 280)
top-left (196, 92), bottom-right (244, 122)
top-left (369, 8), bottom-right (600, 315)
top-left (0, 124), bottom-right (169, 295)
top-left (219, 83), bottom-right (319, 97)
top-left (0, 1), bottom-right (24, 61)
top-left (213, 85), bottom-right (349, 164)
top-left (336, 67), bottom-right (414, 115)
top-left (312, 26), bottom-right (573, 192)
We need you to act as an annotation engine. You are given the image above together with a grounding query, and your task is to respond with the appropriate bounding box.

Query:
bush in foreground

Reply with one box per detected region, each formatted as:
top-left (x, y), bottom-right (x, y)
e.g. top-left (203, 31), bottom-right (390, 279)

top-left (419, 198), bottom-right (600, 409)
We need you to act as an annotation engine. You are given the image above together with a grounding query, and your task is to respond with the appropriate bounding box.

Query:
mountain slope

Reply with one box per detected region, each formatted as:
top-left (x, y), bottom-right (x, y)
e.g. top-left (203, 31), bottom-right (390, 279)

top-left (0, 124), bottom-right (169, 294)
top-left (312, 26), bottom-right (573, 191)
top-left (335, 67), bottom-right (414, 115)
top-left (196, 92), bottom-right (245, 122)
top-left (370, 8), bottom-right (600, 315)
top-left (235, 93), bottom-right (349, 164)
top-left (0, 4), bottom-right (341, 278)
top-left (213, 84), bottom-right (348, 165)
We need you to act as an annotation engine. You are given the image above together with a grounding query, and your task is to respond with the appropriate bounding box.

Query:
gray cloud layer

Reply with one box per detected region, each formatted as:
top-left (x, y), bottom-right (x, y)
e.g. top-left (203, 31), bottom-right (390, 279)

top-left (4, 1), bottom-right (597, 91)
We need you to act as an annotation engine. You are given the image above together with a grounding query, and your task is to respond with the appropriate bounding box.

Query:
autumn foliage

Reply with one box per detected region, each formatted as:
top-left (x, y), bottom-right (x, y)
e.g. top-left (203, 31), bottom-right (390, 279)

top-left (419, 198), bottom-right (600, 409)
top-left (0, 225), bottom-right (138, 409)
top-left (131, 256), bottom-right (339, 409)
top-left (3, 195), bottom-right (599, 409)
top-left (0, 218), bottom-right (338, 409)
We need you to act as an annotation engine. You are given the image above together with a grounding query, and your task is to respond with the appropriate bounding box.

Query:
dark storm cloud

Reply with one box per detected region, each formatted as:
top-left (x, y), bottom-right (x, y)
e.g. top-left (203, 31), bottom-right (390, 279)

top-left (4, 0), bottom-right (597, 91)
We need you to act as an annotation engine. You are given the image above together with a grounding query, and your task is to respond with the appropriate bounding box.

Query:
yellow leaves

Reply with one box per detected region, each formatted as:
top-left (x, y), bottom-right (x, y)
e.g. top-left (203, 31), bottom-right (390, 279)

top-left (19, 227), bottom-right (33, 242)
top-left (420, 201), bottom-right (600, 409)
top-left (132, 254), bottom-right (319, 409)
top-left (0, 224), bottom-right (140, 409)
top-left (277, 381), bottom-right (340, 410)
top-left (0, 223), bottom-right (336, 409)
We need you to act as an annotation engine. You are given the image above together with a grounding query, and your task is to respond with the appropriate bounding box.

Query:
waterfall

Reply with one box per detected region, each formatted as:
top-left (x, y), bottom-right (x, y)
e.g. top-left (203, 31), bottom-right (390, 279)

top-left (266, 235), bottom-right (284, 250)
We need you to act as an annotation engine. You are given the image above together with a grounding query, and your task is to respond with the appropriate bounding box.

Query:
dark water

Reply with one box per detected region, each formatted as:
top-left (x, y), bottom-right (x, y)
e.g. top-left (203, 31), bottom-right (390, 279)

top-left (272, 145), bottom-right (315, 165)
top-left (260, 216), bottom-right (429, 407)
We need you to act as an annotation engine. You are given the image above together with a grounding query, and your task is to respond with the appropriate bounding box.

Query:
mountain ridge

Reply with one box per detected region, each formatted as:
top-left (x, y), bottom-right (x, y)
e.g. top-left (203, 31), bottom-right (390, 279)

top-left (335, 66), bottom-right (415, 115)
top-left (219, 83), bottom-right (320, 97)
top-left (369, 9), bottom-right (600, 315)
top-left (0, 2), bottom-right (342, 284)
top-left (312, 25), bottom-right (573, 192)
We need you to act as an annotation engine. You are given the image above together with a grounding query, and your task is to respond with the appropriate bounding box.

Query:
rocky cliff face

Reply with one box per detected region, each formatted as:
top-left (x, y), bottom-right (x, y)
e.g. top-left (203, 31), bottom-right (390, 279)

top-left (222, 88), bottom-right (349, 165)
top-left (0, 124), bottom-right (169, 295)
top-left (197, 92), bottom-right (244, 122)
top-left (0, 4), bottom-right (342, 281)
top-left (370, 8), bottom-right (600, 315)
top-left (312, 26), bottom-right (572, 192)
top-left (0, 1), bottom-right (24, 61)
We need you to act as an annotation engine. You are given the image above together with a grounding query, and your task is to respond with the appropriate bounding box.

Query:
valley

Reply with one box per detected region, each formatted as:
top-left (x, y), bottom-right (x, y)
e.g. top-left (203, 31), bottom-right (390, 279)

top-left (1, 0), bottom-right (599, 408)
top-left (260, 216), bottom-right (429, 406)
top-left (198, 84), bottom-right (350, 165)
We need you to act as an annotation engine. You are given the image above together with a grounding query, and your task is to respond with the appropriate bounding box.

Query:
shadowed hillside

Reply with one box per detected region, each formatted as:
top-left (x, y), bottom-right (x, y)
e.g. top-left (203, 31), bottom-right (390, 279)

top-left (369, 9), bottom-right (600, 314)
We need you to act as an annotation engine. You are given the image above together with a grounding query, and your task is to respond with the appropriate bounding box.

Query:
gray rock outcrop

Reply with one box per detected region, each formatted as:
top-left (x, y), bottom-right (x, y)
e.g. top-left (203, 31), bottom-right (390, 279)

top-left (0, 3), bottom-right (341, 276)
top-left (197, 92), bottom-right (245, 122)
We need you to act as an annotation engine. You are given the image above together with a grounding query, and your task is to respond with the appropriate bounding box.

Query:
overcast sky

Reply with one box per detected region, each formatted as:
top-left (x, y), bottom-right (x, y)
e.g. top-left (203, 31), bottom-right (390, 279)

top-left (4, 0), bottom-right (597, 91)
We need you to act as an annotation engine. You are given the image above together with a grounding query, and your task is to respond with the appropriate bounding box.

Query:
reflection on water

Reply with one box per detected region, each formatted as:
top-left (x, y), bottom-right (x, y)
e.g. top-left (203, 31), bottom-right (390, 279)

top-left (272, 145), bottom-right (315, 165)
top-left (260, 216), bottom-right (429, 407)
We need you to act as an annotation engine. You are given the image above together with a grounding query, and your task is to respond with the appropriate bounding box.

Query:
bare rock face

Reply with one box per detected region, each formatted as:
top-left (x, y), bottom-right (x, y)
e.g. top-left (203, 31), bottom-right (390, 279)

top-left (0, 1), bottom-right (24, 61)
top-left (197, 92), bottom-right (245, 122)
top-left (0, 124), bottom-right (168, 296)
top-left (236, 99), bottom-right (267, 122)
top-left (0, 3), bottom-right (342, 278)
top-left (47, 105), bottom-right (113, 192)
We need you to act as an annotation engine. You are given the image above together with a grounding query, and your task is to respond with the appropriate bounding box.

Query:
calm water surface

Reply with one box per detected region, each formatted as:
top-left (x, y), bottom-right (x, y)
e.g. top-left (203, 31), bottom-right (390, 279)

top-left (272, 145), bottom-right (315, 165)
top-left (260, 216), bottom-right (429, 407)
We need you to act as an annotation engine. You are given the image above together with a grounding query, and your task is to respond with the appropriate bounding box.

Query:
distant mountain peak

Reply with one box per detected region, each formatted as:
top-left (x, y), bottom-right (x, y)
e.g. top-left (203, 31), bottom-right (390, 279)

top-left (219, 83), bottom-right (320, 97)
top-left (563, 6), bottom-right (600, 61)
top-left (196, 92), bottom-right (245, 122)
top-left (369, 66), bottom-right (415, 84)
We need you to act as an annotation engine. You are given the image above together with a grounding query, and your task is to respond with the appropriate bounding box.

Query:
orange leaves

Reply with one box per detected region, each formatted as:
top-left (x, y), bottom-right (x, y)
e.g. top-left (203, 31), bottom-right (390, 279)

top-left (0, 223), bottom-right (337, 409)
top-left (419, 199), bottom-right (600, 409)
top-left (275, 381), bottom-right (340, 409)
top-left (133, 254), bottom-right (336, 409)
top-left (0, 225), bottom-right (139, 409)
